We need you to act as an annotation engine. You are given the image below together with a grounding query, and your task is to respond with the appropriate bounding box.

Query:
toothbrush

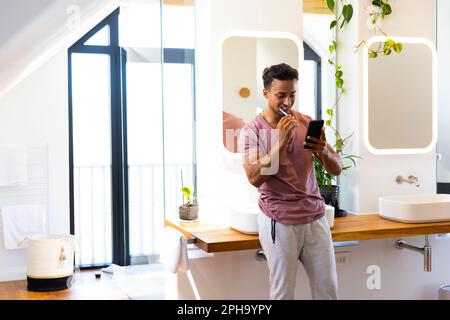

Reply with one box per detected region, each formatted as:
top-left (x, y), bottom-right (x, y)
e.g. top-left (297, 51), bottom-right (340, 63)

top-left (279, 107), bottom-right (289, 116)
top-left (279, 106), bottom-right (298, 127)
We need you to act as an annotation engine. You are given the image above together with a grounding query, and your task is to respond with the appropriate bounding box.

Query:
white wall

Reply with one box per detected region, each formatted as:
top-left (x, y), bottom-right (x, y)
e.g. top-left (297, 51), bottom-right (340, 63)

top-left (179, 237), bottom-right (450, 300)
top-left (256, 37), bottom-right (300, 111)
top-left (222, 37), bottom-right (258, 123)
top-left (0, 52), bottom-right (69, 281)
top-left (437, 0), bottom-right (450, 183)
top-left (194, 0), bottom-right (303, 226)
top-left (303, 12), bottom-right (336, 145)
top-left (339, 0), bottom-right (437, 213)
top-left (183, 0), bottom-right (450, 300)
top-left (0, 0), bottom-right (120, 281)
top-left (1, 0), bottom-right (449, 299)
top-left (222, 36), bottom-right (300, 124)
top-left (335, 0), bottom-right (449, 299)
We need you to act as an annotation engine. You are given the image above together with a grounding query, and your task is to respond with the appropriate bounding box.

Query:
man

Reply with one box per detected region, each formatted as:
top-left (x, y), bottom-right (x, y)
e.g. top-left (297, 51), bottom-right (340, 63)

top-left (238, 63), bottom-right (342, 300)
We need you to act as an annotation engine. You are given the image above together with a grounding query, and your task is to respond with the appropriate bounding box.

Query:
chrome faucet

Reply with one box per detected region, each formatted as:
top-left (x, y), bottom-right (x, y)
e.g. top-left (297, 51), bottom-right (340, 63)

top-left (396, 175), bottom-right (419, 187)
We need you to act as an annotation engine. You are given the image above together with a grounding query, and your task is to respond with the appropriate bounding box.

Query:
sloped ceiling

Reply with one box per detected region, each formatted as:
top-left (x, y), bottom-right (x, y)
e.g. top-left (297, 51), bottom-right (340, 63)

top-left (0, 0), bottom-right (120, 98)
top-left (0, 0), bottom-right (327, 98)
top-left (0, 0), bottom-right (57, 46)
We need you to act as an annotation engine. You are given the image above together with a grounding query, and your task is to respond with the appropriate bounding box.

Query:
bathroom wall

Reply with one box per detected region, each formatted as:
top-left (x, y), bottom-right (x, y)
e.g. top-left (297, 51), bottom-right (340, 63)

top-left (0, 0), bottom-right (119, 281)
top-left (178, 236), bottom-right (450, 300)
top-left (255, 37), bottom-right (300, 111)
top-left (194, 0), bottom-right (303, 226)
top-left (1, 0), bottom-right (449, 299)
top-left (303, 12), bottom-right (336, 143)
top-left (437, 0), bottom-right (450, 183)
top-left (180, 0), bottom-right (450, 300)
top-left (338, 0), bottom-right (437, 213)
top-left (0, 52), bottom-right (69, 281)
top-left (222, 37), bottom-right (258, 123)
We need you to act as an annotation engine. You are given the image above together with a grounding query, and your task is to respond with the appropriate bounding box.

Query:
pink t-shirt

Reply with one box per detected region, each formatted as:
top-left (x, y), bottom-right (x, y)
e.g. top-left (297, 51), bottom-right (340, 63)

top-left (239, 111), bottom-right (325, 225)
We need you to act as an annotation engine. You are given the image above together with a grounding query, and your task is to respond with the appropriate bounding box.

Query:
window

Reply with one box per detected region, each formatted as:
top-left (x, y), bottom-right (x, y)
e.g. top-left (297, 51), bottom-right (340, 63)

top-left (303, 42), bottom-right (322, 120)
top-left (68, 2), bottom-right (197, 267)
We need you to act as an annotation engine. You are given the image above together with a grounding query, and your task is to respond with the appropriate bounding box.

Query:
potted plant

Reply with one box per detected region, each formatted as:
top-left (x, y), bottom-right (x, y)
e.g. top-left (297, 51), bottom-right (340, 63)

top-left (313, 131), bottom-right (359, 217)
top-left (316, 0), bottom-right (400, 216)
top-left (316, 0), bottom-right (360, 217)
top-left (179, 186), bottom-right (198, 221)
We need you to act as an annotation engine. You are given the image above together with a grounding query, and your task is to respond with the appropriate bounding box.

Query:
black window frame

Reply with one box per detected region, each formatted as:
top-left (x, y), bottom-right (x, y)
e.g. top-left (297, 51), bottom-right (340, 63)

top-left (304, 42), bottom-right (322, 120)
top-left (68, 8), bottom-right (197, 268)
top-left (68, 8), bottom-right (129, 267)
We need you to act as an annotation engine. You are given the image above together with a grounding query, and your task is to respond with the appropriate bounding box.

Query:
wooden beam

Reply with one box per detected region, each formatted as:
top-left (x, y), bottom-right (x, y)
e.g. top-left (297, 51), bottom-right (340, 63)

top-left (163, 0), bottom-right (194, 6)
top-left (304, 0), bottom-right (332, 14)
top-left (164, 0), bottom-right (329, 12)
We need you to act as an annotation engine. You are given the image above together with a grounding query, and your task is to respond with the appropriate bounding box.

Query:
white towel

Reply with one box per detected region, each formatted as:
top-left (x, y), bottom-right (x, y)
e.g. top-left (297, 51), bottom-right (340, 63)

top-left (159, 227), bottom-right (189, 273)
top-left (0, 145), bottom-right (28, 187)
top-left (1, 205), bottom-right (48, 250)
top-left (101, 264), bottom-right (125, 274)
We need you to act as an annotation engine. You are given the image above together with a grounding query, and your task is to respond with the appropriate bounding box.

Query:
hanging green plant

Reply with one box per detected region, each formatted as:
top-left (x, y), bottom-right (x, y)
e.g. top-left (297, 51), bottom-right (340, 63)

top-left (356, 0), bottom-right (403, 58)
top-left (317, 0), bottom-right (360, 189)
top-left (315, 0), bottom-right (400, 212)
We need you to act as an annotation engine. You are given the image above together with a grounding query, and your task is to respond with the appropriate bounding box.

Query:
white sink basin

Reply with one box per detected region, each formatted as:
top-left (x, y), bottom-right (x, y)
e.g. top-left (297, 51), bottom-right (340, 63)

top-left (227, 204), bottom-right (259, 235)
top-left (379, 194), bottom-right (450, 223)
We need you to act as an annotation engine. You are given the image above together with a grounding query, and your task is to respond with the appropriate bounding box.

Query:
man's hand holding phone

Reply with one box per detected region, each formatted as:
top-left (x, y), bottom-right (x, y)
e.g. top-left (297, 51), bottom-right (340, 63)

top-left (304, 125), bottom-right (328, 157)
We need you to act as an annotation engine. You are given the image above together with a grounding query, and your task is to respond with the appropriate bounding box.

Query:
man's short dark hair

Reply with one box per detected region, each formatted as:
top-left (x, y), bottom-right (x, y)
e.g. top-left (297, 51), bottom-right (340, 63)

top-left (262, 63), bottom-right (298, 90)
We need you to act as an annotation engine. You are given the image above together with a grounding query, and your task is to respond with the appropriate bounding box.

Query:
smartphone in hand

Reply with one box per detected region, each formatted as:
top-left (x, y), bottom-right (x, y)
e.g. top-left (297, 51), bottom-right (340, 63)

top-left (304, 120), bottom-right (324, 149)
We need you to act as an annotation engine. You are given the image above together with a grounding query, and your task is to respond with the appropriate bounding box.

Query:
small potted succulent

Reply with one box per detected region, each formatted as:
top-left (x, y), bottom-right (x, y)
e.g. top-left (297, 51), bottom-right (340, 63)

top-left (179, 186), bottom-right (198, 221)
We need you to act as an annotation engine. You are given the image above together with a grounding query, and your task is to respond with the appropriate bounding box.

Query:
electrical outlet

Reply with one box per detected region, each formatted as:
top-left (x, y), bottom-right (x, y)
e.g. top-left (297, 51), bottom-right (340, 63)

top-left (335, 251), bottom-right (351, 265)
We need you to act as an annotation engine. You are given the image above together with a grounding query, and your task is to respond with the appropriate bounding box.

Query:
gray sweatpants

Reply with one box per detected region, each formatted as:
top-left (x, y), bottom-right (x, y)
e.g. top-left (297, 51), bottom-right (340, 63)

top-left (258, 212), bottom-right (338, 300)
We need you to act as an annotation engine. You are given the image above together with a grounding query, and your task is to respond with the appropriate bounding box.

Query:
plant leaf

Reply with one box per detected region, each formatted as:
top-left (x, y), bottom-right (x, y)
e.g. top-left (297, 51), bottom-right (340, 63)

top-left (372, 0), bottom-right (382, 6)
top-left (326, 120), bottom-right (332, 126)
top-left (369, 51), bottom-right (378, 58)
top-left (343, 4), bottom-right (353, 23)
top-left (335, 70), bottom-right (343, 79)
top-left (383, 4), bottom-right (392, 16)
top-left (326, 0), bottom-right (335, 12)
top-left (384, 39), bottom-right (394, 50)
top-left (345, 156), bottom-right (357, 167)
top-left (181, 187), bottom-right (191, 201)
top-left (384, 48), bottom-right (392, 56)
top-left (328, 59), bottom-right (334, 65)
top-left (393, 42), bottom-right (403, 53)
top-left (327, 109), bottom-right (334, 116)
top-left (330, 20), bottom-right (337, 29)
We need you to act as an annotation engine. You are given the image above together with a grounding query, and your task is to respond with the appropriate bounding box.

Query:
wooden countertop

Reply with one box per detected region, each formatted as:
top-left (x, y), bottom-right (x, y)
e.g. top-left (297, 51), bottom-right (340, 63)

top-left (165, 214), bottom-right (450, 253)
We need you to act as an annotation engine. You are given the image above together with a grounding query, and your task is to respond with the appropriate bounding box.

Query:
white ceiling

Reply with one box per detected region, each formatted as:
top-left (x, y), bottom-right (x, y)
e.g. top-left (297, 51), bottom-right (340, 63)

top-left (0, 0), bottom-right (57, 46)
top-left (0, 0), bottom-right (120, 98)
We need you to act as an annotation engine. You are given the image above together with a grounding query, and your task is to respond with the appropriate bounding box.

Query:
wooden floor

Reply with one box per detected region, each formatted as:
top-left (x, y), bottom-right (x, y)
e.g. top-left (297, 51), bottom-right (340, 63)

top-left (0, 269), bottom-right (129, 300)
